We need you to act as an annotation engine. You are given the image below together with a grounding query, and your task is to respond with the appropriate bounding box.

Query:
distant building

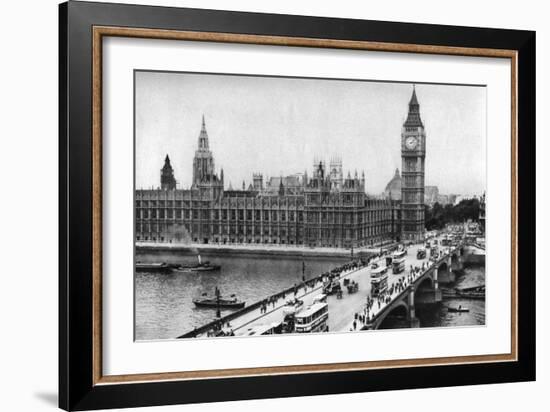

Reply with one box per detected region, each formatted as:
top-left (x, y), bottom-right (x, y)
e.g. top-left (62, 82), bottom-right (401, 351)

top-left (424, 186), bottom-right (439, 206)
top-left (436, 194), bottom-right (450, 205)
top-left (384, 168), bottom-right (402, 200)
top-left (453, 194), bottom-right (475, 205)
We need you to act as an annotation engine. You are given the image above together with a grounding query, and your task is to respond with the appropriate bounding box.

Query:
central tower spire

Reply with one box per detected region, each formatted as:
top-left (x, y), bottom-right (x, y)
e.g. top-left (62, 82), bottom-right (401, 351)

top-left (198, 114), bottom-right (209, 150)
top-left (192, 114), bottom-right (217, 189)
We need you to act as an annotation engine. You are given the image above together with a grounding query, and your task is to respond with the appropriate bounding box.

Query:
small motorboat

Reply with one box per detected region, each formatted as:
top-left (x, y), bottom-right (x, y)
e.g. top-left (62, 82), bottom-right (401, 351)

top-left (447, 306), bottom-right (470, 313)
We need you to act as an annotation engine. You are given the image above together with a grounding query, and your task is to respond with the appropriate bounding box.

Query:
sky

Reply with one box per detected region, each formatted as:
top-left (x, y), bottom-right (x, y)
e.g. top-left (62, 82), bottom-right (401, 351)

top-left (135, 71), bottom-right (486, 195)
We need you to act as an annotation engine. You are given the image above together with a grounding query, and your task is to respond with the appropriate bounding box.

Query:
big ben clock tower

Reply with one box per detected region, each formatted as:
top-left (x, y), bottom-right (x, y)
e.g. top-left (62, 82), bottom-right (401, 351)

top-left (401, 86), bottom-right (426, 242)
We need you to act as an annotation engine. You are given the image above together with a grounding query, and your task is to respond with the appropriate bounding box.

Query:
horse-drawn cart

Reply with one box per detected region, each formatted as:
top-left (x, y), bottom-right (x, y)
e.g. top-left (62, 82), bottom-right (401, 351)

top-left (346, 280), bottom-right (359, 294)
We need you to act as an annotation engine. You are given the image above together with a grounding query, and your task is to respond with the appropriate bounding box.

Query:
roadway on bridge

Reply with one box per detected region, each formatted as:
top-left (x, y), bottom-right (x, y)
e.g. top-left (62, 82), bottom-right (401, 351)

top-left (227, 241), bottom-right (445, 336)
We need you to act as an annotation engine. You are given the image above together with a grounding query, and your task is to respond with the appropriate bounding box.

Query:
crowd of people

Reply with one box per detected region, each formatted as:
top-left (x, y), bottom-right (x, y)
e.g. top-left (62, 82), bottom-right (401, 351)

top-left (351, 245), bottom-right (453, 330)
top-left (254, 258), bottom-right (370, 318)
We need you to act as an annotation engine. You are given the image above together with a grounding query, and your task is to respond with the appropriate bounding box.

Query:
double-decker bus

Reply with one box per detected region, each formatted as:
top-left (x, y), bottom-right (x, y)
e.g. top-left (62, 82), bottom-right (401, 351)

top-left (370, 266), bottom-right (388, 296)
top-left (391, 249), bottom-right (407, 274)
top-left (294, 303), bottom-right (329, 333)
top-left (392, 257), bottom-right (406, 274)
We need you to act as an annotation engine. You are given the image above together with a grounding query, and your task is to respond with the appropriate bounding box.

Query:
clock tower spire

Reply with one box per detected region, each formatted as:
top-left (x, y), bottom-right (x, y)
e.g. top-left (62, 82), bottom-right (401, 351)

top-left (401, 85), bottom-right (426, 242)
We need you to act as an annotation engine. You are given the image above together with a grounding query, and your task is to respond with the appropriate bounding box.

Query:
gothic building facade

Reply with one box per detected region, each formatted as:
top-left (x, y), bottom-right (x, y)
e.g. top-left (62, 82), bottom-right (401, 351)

top-left (135, 87), bottom-right (426, 248)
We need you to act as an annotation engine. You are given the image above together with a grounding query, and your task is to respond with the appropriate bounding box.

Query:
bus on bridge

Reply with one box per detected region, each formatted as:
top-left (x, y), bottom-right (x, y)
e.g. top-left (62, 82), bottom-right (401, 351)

top-left (294, 303), bottom-right (329, 333)
top-left (371, 266), bottom-right (388, 297)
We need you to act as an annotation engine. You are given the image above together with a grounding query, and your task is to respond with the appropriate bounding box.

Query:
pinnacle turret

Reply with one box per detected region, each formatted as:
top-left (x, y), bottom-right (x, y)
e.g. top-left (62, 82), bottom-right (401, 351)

top-left (404, 85), bottom-right (423, 128)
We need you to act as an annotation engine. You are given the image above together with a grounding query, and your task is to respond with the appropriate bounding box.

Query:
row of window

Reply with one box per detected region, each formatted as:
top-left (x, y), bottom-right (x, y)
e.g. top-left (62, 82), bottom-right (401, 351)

top-left (137, 222), bottom-right (393, 238)
top-left (136, 199), bottom-right (396, 209)
top-left (136, 208), bottom-right (394, 222)
top-left (135, 199), bottom-right (307, 208)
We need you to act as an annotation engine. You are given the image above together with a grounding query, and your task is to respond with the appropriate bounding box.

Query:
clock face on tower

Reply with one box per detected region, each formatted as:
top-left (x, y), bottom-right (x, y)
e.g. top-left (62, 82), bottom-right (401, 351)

top-left (405, 136), bottom-right (418, 150)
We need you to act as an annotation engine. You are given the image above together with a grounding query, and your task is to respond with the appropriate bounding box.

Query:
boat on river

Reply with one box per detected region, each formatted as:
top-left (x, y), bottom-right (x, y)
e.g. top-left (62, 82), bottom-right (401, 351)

top-left (442, 285), bottom-right (485, 300)
top-left (447, 306), bottom-right (470, 313)
top-left (174, 262), bottom-right (221, 272)
top-left (173, 254), bottom-right (221, 272)
top-left (193, 297), bottom-right (245, 309)
top-left (455, 285), bottom-right (485, 299)
top-left (193, 288), bottom-right (245, 309)
top-left (135, 262), bottom-right (172, 273)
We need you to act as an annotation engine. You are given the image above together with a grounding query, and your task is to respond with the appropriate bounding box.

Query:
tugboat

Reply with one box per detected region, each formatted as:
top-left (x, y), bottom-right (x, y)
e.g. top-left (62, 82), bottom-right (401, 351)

top-left (193, 287), bottom-right (245, 309)
top-left (174, 255), bottom-right (221, 272)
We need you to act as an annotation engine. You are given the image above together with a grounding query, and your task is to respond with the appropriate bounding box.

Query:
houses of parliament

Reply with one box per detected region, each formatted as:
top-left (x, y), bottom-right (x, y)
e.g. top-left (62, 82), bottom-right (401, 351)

top-left (135, 87), bottom-right (426, 248)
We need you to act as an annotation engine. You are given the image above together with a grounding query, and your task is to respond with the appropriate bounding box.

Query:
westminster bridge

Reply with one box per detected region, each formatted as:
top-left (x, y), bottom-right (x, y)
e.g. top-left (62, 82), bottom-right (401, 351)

top-left (178, 235), bottom-right (473, 338)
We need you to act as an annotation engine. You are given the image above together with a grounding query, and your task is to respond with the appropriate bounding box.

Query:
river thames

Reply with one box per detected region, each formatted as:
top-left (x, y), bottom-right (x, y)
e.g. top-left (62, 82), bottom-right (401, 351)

top-left (135, 250), bottom-right (485, 340)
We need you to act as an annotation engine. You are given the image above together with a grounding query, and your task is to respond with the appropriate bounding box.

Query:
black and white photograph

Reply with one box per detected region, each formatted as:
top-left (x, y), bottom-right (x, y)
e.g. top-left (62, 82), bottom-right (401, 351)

top-left (134, 71), bottom-right (487, 341)
top-left (0, 0), bottom-right (541, 410)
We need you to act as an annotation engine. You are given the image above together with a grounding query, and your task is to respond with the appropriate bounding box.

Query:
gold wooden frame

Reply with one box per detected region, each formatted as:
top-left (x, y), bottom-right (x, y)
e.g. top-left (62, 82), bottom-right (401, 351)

top-left (92, 26), bottom-right (518, 386)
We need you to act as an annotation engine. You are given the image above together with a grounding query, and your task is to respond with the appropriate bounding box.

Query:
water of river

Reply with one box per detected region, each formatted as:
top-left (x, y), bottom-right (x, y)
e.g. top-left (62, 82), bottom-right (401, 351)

top-left (135, 250), bottom-right (347, 340)
top-left (380, 264), bottom-right (486, 329)
top-left (135, 251), bottom-right (485, 340)
top-left (416, 264), bottom-right (485, 327)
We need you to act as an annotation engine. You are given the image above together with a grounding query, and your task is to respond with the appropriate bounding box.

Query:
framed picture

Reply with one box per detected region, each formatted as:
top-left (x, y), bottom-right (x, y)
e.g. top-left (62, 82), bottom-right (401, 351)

top-left (59, 1), bottom-right (535, 410)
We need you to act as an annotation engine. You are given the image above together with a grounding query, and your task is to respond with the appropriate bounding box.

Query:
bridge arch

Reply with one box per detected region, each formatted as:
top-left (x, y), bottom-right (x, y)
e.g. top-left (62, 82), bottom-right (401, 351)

top-left (377, 301), bottom-right (408, 329)
top-left (416, 276), bottom-right (433, 291)
top-left (451, 252), bottom-right (463, 271)
top-left (436, 259), bottom-right (457, 284)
